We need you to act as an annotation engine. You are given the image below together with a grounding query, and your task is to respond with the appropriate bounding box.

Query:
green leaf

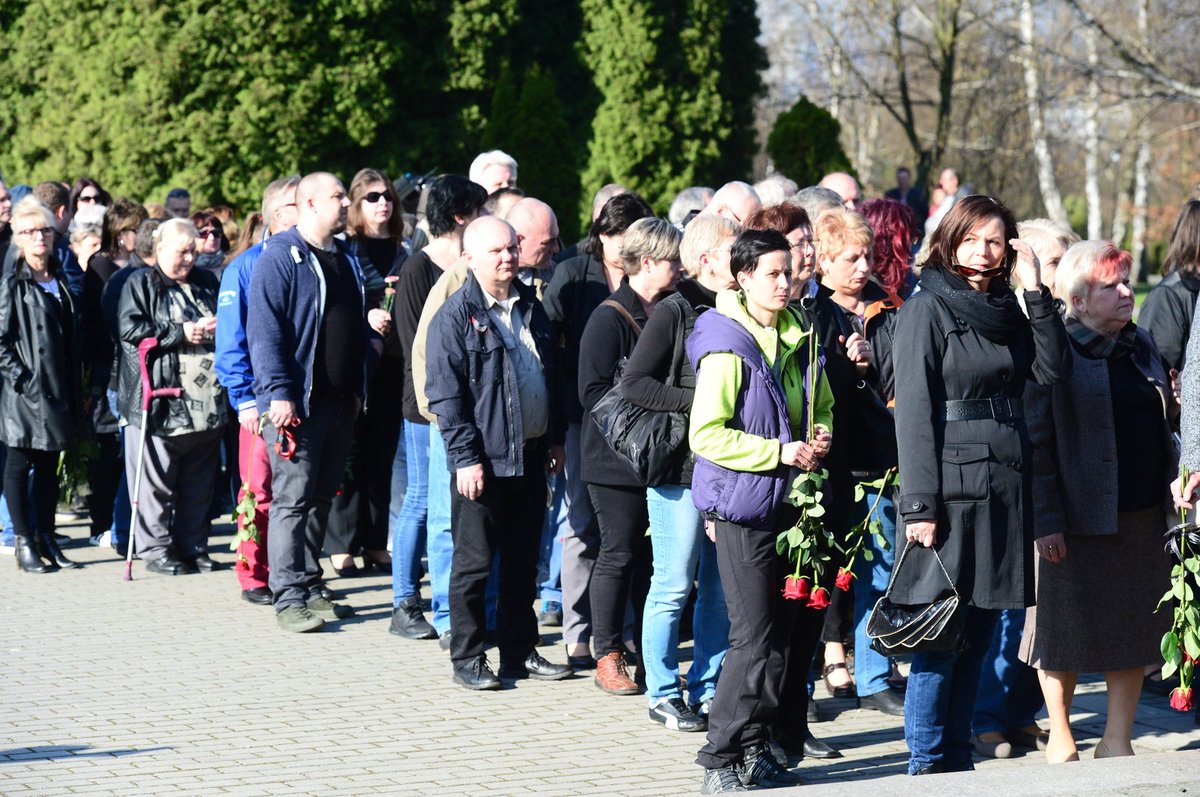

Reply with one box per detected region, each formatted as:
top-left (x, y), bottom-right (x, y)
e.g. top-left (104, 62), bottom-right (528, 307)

top-left (1185, 630), bottom-right (1200, 661)
top-left (787, 528), bottom-right (804, 548)
top-left (1164, 658), bottom-right (1180, 679)
top-left (807, 503), bottom-right (825, 518)
top-left (1163, 631), bottom-right (1181, 662)
top-left (776, 535), bottom-right (788, 556)
top-left (862, 549), bottom-right (874, 562)
top-left (1158, 588), bottom-right (1177, 611)
top-left (854, 484), bottom-right (865, 503)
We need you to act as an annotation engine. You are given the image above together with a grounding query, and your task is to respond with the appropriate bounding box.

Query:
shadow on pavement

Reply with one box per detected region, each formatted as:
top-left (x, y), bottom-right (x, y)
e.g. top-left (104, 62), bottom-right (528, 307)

top-left (0, 744), bottom-right (173, 762)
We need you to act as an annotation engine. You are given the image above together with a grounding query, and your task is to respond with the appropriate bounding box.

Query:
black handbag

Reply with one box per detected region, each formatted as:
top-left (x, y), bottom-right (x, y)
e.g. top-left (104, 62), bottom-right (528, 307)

top-left (866, 541), bottom-right (965, 656)
top-left (588, 299), bottom-right (688, 487)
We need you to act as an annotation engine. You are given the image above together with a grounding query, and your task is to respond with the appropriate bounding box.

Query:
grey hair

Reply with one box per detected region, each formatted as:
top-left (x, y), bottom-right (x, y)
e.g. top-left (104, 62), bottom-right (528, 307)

top-left (1057, 240), bottom-right (1125, 319)
top-left (620, 217), bottom-right (681, 276)
top-left (680, 213), bottom-right (739, 278)
top-left (154, 217), bottom-right (198, 245)
top-left (469, 150), bottom-right (518, 185)
top-left (791, 186), bottom-right (844, 225)
top-left (754, 174), bottom-right (799, 209)
top-left (668, 186), bottom-right (715, 225)
top-left (1017, 217), bottom-right (1079, 251)
top-left (262, 175), bottom-right (301, 219)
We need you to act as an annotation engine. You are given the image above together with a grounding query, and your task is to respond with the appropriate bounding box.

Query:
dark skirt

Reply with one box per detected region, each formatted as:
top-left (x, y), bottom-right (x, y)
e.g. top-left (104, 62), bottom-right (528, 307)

top-left (1019, 507), bottom-right (1171, 672)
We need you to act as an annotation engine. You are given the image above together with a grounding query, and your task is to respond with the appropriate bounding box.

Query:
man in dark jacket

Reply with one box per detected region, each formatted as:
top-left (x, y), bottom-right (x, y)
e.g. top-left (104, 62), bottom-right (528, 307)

top-left (247, 172), bottom-right (366, 633)
top-left (426, 216), bottom-right (572, 689)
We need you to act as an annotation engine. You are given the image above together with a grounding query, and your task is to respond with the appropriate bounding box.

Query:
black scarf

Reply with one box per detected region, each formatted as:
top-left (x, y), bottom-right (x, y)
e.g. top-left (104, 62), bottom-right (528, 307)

top-left (1065, 316), bottom-right (1137, 360)
top-left (918, 266), bottom-right (1025, 344)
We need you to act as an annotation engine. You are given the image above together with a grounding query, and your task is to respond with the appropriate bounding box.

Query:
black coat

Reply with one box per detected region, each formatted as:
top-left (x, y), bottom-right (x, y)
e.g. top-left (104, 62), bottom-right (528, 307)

top-left (891, 276), bottom-right (1069, 609)
top-left (578, 281), bottom-right (649, 488)
top-left (543, 251), bottom-right (614, 423)
top-left (1138, 270), bottom-right (1200, 372)
top-left (0, 250), bottom-right (84, 450)
top-left (116, 265), bottom-right (223, 434)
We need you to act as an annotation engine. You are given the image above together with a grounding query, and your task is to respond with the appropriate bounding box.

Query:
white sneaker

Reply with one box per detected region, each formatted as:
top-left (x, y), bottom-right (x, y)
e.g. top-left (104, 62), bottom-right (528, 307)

top-left (89, 530), bottom-right (112, 546)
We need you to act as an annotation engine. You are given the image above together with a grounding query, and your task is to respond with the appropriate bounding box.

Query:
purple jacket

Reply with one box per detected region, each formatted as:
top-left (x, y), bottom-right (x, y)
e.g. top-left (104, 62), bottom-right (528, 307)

top-left (686, 310), bottom-right (798, 529)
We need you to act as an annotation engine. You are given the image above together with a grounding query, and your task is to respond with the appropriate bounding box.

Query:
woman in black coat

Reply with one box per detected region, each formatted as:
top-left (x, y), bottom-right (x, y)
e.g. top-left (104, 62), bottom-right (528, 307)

top-left (0, 201), bottom-right (85, 572)
top-left (578, 217), bottom-right (682, 695)
top-left (892, 195), bottom-right (1069, 775)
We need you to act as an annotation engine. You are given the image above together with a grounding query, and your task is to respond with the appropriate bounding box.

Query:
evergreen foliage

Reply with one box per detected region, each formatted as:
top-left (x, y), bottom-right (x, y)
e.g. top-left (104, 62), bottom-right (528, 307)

top-left (766, 96), bottom-right (855, 188)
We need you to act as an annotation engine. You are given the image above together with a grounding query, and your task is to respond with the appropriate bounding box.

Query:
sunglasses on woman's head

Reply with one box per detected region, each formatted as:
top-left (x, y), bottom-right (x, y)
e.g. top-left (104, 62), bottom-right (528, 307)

top-left (364, 191), bottom-right (393, 204)
top-left (952, 262), bottom-right (1008, 279)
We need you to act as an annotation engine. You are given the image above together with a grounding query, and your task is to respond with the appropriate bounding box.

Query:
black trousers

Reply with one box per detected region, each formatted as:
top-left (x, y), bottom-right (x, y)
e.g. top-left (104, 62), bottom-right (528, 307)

top-left (697, 517), bottom-right (820, 769)
top-left (88, 432), bottom-right (122, 537)
top-left (449, 441), bottom-right (546, 667)
top-left (327, 355), bottom-right (402, 555)
top-left (6, 447), bottom-right (61, 543)
top-left (586, 483), bottom-right (651, 656)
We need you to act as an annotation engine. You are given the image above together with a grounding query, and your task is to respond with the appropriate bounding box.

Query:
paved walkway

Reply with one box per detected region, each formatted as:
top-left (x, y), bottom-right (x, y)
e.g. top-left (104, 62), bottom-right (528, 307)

top-left (2, 521), bottom-right (1199, 796)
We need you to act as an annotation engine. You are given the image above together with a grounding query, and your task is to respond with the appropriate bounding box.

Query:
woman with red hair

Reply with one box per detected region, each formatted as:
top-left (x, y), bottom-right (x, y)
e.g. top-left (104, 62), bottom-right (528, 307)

top-left (861, 198), bottom-right (918, 299)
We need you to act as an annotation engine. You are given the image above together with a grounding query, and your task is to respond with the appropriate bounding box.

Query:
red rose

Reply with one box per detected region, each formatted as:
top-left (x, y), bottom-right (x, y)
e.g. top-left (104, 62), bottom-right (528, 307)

top-left (1170, 686), bottom-right (1194, 712)
top-left (807, 586), bottom-right (831, 610)
top-left (835, 569), bottom-right (854, 591)
top-left (783, 575), bottom-right (811, 601)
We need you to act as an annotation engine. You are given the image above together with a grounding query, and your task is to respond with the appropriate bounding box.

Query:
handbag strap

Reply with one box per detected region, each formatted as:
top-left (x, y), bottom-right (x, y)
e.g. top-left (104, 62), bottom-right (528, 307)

top-left (884, 540), bottom-right (959, 599)
top-left (601, 298), bottom-right (643, 337)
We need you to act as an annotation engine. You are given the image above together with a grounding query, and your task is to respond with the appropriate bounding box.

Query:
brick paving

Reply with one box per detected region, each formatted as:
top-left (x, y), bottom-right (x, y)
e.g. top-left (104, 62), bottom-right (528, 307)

top-left (2, 521), bottom-right (1199, 796)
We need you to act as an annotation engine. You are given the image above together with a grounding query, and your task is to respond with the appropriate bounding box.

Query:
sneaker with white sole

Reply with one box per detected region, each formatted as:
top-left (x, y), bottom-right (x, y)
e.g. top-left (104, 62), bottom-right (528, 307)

top-left (649, 696), bottom-right (707, 732)
top-left (89, 531), bottom-right (111, 546)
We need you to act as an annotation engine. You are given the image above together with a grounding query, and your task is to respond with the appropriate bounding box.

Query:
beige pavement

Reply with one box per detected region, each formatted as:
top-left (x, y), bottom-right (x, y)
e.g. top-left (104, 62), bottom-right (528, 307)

top-left (2, 522), bottom-right (1199, 796)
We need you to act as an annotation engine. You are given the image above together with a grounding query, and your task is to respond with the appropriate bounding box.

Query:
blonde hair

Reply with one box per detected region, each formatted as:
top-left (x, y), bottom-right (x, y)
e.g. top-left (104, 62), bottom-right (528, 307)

top-left (814, 207), bottom-right (873, 265)
top-left (10, 197), bottom-right (55, 232)
top-left (680, 214), bottom-right (739, 278)
top-left (620, 217), bottom-right (681, 276)
top-left (1058, 240), bottom-right (1132, 319)
top-left (154, 218), bottom-right (198, 247)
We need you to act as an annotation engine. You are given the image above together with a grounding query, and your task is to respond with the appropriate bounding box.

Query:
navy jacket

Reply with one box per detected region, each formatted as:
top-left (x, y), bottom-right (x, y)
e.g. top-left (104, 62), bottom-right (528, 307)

top-left (246, 228), bottom-right (368, 418)
top-left (426, 272), bottom-right (564, 477)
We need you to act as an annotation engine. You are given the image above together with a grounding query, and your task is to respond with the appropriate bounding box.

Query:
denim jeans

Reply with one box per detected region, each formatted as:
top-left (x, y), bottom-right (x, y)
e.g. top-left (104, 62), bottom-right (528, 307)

top-left (109, 389), bottom-right (129, 547)
top-left (538, 472), bottom-right (565, 604)
top-left (388, 421), bottom-right (407, 538)
top-left (428, 428), bottom-right (497, 634)
top-left (392, 420), bottom-right (430, 604)
top-left (904, 606), bottom-right (1000, 774)
top-left (972, 609), bottom-right (1044, 735)
top-left (643, 484), bottom-right (728, 705)
top-left (852, 487), bottom-right (897, 697)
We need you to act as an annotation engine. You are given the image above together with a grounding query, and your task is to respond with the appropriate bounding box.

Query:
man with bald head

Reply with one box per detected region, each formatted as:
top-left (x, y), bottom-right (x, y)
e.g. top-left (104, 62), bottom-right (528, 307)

top-left (702, 181), bottom-right (761, 225)
top-left (248, 171), bottom-right (366, 632)
top-left (819, 171), bottom-right (861, 212)
top-left (507, 197), bottom-right (560, 289)
top-left (426, 215), bottom-right (572, 689)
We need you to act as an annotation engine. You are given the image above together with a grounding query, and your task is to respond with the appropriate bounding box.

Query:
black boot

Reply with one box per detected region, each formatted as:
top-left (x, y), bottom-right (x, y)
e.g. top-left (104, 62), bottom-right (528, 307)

top-left (15, 535), bottom-right (49, 573)
top-left (41, 531), bottom-right (81, 569)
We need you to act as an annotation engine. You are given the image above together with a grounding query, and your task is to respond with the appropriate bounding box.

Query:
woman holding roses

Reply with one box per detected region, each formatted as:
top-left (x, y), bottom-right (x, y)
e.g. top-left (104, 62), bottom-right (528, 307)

top-left (892, 195), bottom-right (1068, 775)
top-left (687, 228), bottom-right (834, 794)
top-left (1018, 241), bottom-right (1174, 761)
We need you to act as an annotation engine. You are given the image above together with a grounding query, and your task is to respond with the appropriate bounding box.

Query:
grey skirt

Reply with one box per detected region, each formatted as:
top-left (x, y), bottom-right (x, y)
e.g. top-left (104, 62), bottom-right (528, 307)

top-left (1019, 507), bottom-right (1171, 672)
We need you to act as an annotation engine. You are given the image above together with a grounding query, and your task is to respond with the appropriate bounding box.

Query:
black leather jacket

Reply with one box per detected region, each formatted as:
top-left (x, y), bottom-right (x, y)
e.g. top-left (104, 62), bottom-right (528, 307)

top-left (116, 264), bottom-right (225, 433)
top-left (0, 247), bottom-right (83, 450)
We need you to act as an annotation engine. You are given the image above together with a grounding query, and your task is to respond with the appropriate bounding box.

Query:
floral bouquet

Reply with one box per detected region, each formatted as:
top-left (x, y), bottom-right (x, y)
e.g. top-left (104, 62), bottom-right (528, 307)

top-left (382, 275), bottom-right (399, 313)
top-left (230, 419), bottom-right (265, 568)
top-left (1158, 465), bottom-right (1200, 711)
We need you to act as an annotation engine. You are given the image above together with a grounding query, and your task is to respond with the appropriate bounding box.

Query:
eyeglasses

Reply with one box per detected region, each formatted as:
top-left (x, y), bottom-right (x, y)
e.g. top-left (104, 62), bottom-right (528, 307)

top-left (78, 194), bottom-right (99, 204)
top-left (197, 228), bottom-right (219, 238)
top-left (16, 227), bottom-right (54, 239)
top-left (364, 191), bottom-right (393, 204)
top-left (791, 237), bottom-right (817, 251)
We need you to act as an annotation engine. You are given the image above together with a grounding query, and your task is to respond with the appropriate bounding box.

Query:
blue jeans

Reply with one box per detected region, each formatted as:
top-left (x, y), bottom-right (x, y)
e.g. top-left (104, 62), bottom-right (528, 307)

top-left (388, 421), bottom-right (408, 536)
top-left (973, 609), bottom-right (1044, 734)
top-left (428, 428), bottom-right (497, 634)
top-left (538, 472), bottom-right (565, 604)
top-left (109, 389), bottom-right (129, 546)
top-left (853, 487), bottom-right (898, 697)
top-left (905, 607), bottom-right (1000, 774)
top-left (642, 485), bottom-right (728, 704)
top-left (392, 421), bottom-right (429, 604)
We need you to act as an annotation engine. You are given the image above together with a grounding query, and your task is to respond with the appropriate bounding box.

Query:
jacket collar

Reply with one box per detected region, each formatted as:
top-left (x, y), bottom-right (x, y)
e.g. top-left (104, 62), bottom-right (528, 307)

top-left (462, 270), bottom-right (536, 313)
top-left (716, 289), bottom-right (809, 366)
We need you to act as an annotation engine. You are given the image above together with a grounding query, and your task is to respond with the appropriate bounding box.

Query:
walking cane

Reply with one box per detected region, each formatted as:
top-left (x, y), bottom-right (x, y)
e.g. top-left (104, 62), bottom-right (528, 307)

top-left (123, 338), bottom-right (182, 581)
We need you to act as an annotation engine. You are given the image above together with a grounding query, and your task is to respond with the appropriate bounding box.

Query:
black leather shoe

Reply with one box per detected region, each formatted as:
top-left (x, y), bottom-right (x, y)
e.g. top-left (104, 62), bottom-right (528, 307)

top-left (859, 687), bottom-right (906, 716)
top-left (499, 651), bottom-right (573, 681)
top-left (42, 534), bottom-right (82, 569)
top-left (738, 744), bottom-right (804, 788)
top-left (318, 583), bottom-right (342, 601)
top-left (146, 554), bottom-right (198, 576)
top-left (453, 656), bottom-right (501, 691)
top-left (14, 536), bottom-right (49, 573)
top-left (802, 734), bottom-right (843, 759)
top-left (189, 553), bottom-right (222, 572)
top-left (241, 587), bottom-right (273, 605)
top-left (807, 697), bottom-right (825, 723)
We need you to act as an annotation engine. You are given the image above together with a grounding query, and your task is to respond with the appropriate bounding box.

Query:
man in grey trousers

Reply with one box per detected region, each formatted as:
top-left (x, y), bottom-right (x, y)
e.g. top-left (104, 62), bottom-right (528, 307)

top-left (247, 172), bottom-right (368, 632)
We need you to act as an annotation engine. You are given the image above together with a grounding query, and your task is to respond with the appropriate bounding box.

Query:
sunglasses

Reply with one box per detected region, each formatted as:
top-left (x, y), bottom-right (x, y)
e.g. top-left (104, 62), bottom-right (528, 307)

top-left (952, 262), bottom-right (1008, 279)
top-left (364, 191), bottom-right (393, 204)
top-left (78, 194), bottom-right (99, 203)
top-left (197, 228), bottom-right (219, 238)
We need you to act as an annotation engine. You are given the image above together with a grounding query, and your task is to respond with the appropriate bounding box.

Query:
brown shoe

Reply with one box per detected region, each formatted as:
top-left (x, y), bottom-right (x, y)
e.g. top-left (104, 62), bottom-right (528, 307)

top-left (594, 651), bottom-right (639, 695)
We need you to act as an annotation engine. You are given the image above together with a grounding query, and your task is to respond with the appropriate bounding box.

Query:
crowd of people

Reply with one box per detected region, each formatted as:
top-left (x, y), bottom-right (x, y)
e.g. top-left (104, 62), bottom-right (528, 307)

top-left (0, 154), bottom-right (1194, 792)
